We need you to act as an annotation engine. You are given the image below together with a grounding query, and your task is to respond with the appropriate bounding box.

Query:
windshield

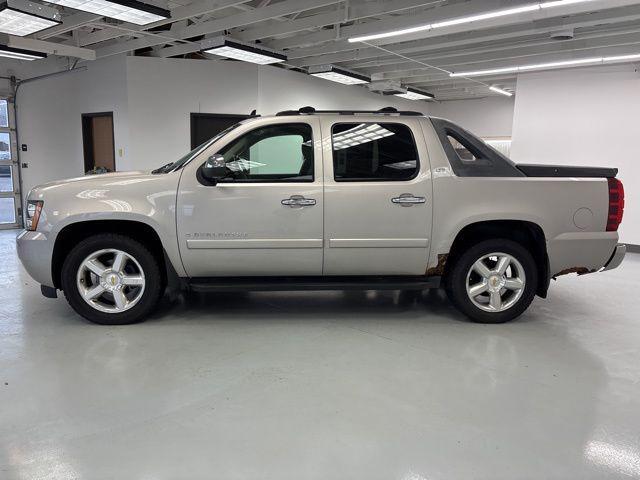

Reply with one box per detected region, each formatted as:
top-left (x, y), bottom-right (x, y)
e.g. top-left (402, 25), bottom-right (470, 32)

top-left (152, 123), bottom-right (242, 174)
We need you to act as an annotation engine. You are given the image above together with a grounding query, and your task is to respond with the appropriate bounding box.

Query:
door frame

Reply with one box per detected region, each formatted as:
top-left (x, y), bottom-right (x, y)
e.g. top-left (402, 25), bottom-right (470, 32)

top-left (177, 116), bottom-right (325, 277)
top-left (81, 112), bottom-right (115, 173)
top-left (319, 116), bottom-right (433, 275)
top-left (0, 97), bottom-right (21, 230)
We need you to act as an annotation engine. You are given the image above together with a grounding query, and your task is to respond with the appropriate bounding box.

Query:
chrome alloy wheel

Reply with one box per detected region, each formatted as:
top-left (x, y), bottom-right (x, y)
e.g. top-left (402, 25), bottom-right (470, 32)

top-left (76, 249), bottom-right (146, 314)
top-left (465, 252), bottom-right (526, 313)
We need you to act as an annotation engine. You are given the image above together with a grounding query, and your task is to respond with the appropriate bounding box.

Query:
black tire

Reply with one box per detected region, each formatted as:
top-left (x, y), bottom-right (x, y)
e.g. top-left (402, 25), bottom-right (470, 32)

top-left (445, 239), bottom-right (538, 324)
top-left (61, 233), bottom-right (163, 325)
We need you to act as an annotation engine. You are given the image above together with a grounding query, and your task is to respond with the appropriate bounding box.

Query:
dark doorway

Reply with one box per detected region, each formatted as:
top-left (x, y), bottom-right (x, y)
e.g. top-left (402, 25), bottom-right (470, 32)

top-left (190, 113), bottom-right (255, 149)
top-left (82, 112), bottom-right (115, 173)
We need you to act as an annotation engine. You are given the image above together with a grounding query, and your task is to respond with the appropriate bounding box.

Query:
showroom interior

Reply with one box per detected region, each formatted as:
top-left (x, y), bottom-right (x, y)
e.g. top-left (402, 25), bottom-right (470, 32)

top-left (1, 0), bottom-right (639, 478)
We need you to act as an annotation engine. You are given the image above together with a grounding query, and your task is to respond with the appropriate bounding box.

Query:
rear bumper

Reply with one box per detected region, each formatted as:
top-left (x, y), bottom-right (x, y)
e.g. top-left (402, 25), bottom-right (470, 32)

top-left (548, 231), bottom-right (619, 277)
top-left (602, 244), bottom-right (626, 271)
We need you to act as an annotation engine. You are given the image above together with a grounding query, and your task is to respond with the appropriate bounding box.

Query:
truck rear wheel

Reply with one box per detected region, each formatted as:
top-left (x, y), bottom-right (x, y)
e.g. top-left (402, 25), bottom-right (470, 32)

top-left (445, 239), bottom-right (537, 323)
top-left (61, 234), bottom-right (163, 325)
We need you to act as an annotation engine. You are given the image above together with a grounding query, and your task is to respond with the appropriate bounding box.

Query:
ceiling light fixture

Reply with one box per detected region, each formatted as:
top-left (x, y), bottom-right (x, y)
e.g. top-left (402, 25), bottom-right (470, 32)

top-left (518, 57), bottom-right (602, 71)
top-left (451, 53), bottom-right (640, 77)
top-left (0, 44), bottom-right (46, 60)
top-left (348, 0), bottom-right (593, 43)
top-left (489, 86), bottom-right (513, 97)
top-left (394, 87), bottom-right (434, 100)
top-left (46, 0), bottom-right (169, 25)
top-left (0, 0), bottom-right (60, 36)
top-left (450, 66), bottom-right (520, 77)
top-left (308, 65), bottom-right (370, 85)
top-left (201, 37), bottom-right (286, 65)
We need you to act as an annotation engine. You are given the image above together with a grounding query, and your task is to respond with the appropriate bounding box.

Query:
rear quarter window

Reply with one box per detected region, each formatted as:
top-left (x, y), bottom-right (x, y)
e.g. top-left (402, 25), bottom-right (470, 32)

top-left (430, 118), bottom-right (523, 178)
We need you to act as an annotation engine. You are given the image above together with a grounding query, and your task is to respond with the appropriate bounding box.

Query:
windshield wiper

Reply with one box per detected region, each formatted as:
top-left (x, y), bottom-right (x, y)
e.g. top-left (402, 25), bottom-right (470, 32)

top-left (152, 162), bottom-right (173, 174)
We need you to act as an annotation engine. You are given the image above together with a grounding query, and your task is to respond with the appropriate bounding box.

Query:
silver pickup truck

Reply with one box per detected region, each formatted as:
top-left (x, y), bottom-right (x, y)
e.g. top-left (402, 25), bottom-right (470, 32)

top-left (17, 107), bottom-right (626, 325)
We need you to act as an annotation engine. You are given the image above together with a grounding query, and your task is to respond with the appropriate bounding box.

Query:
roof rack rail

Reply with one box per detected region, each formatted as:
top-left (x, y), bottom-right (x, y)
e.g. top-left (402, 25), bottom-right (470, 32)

top-left (275, 106), bottom-right (424, 117)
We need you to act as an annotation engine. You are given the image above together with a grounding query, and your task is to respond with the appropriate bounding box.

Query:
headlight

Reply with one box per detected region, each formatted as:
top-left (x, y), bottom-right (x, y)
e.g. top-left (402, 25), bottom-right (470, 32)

top-left (26, 200), bottom-right (43, 231)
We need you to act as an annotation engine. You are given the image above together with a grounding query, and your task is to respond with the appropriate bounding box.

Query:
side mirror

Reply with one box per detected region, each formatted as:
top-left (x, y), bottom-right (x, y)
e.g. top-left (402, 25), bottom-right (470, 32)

top-left (201, 154), bottom-right (229, 183)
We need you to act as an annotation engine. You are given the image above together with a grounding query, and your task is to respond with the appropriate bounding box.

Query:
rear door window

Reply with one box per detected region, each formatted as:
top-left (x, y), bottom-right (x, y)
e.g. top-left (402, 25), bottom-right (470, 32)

top-left (331, 123), bottom-right (419, 181)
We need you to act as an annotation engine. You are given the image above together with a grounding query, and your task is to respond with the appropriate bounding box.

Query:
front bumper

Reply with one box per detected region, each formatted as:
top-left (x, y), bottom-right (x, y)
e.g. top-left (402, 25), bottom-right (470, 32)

top-left (603, 244), bottom-right (626, 271)
top-left (16, 230), bottom-right (55, 287)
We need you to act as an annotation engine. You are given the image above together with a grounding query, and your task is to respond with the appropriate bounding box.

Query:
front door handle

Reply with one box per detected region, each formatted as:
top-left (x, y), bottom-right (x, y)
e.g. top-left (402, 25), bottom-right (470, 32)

top-left (391, 193), bottom-right (426, 206)
top-left (281, 195), bottom-right (316, 208)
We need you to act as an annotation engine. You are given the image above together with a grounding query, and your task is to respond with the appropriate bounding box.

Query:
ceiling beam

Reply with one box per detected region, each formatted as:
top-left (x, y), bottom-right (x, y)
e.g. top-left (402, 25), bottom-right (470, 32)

top-left (154, 0), bottom-right (448, 58)
top-left (233, 0), bottom-right (445, 43)
top-left (366, 30), bottom-right (640, 79)
top-left (357, 0), bottom-right (640, 46)
top-left (358, 24), bottom-right (640, 73)
top-left (74, 0), bottom-right (253, 47)
top-left (234, 10), bottom-right (344, 42)
top-left (278, 0), bottom-right (640, 63)
top-left (408, 74), bottom-right (519, 87)
top-left (94, 0), bottom-right (341, 58)
top-left (286, 5), bottom-right (640, 67)
top-left (267, 0), bottom-right (527, 50)
top-left (37, 12), bottom-right (102, 40)
top-left (1, 34), bottom-right (96, 60)
top-left (429, 43), bottom-right (640, 76)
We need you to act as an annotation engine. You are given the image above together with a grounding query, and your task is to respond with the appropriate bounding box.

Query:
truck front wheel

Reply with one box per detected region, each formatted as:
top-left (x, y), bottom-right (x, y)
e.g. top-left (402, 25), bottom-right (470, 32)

top-left (445, 239), bottom-right (538, 323)
top-left (61, 234), bottom-right (163, 325)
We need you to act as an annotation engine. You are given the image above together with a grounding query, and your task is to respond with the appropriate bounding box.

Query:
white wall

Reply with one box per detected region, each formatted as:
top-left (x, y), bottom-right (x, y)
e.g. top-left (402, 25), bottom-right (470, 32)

top-left (17, 55), bottom-right (635, 244)
top-left (125, 56), bottom-right (430, 171)
top-left (15, 55), bottom-right (129, 195)
top-left (511, 65), bottom-right (640, 244)
top-left (429, 96), bottom-right (515, 138)
top-left (9, 54), bottom-right (432, 189)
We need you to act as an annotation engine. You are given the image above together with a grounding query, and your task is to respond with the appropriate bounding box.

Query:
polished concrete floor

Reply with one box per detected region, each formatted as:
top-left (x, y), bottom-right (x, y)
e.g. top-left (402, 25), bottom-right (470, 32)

top-left (1, 229), bottom-right (640, 479)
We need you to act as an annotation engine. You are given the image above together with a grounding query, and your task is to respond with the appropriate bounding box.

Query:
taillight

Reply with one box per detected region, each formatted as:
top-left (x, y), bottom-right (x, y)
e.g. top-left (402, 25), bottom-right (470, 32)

top-left (607, 178), bottom-right (624, 232)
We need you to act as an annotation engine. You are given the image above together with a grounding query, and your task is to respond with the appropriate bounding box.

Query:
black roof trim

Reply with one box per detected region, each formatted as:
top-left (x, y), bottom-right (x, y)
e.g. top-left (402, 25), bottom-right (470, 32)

top-left (276, 106), bottom-right (424, 117)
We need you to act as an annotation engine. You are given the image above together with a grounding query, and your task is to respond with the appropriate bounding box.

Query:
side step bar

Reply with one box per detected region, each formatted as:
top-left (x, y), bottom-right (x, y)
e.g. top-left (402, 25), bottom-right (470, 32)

top-left (189, 275), bottom-right (441, 293)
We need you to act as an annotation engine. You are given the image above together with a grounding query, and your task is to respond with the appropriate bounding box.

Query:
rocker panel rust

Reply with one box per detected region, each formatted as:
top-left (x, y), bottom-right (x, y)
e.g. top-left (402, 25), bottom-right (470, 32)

top-left (426, 254), bottom-right (448, 276)
top-left (553, 267), bottom-right (597, 279)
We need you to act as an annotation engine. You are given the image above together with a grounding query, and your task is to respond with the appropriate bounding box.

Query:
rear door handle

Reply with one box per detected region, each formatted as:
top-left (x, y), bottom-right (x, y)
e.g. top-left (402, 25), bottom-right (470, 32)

top-left (391, 193), bottom-right (426, 206)
top-left (281, 195), bottom-right (316, 208)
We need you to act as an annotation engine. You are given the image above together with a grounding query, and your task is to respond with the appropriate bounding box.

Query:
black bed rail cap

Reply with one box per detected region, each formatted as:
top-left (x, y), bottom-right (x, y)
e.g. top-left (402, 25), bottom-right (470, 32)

top-left (517, 164), bottom-right (618, 178)
top-left (276, 106), bottom-right (424, 116)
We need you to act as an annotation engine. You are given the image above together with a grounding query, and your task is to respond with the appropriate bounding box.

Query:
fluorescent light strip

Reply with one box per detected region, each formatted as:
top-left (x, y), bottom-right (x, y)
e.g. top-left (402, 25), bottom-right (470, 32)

top-left (204, 45), bottom-right (285, 65)
top-left (451, 53), bottom-right (640, 77)
top-left (430, 4), bottom-right (540, 29)
top-left (518, 57), bottom-right (602, 71)
top-left (489, 86), bottom-right (513, 97)
top-left (46, 0), bottom-right (169, 25)
top-left (0, 6), bottom-right (60, 36)
top-left (349, 0), bottom-right (593, 43)
top-left (0, 45), bottom-right (46, 61)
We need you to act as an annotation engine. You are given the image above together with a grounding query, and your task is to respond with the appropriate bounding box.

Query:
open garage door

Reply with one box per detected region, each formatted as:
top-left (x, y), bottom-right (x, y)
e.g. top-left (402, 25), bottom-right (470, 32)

top-left (0, 98), bottom-right (20, 229)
